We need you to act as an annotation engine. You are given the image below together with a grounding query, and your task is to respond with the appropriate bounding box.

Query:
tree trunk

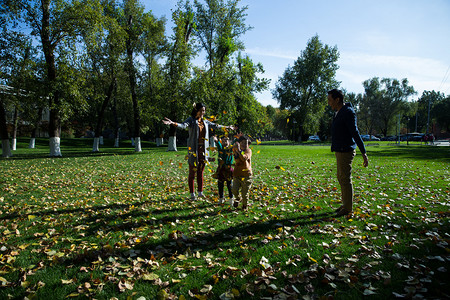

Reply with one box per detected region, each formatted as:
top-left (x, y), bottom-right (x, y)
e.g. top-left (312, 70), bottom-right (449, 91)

top-left (134, 137), bottom-right (142, 152)
top-left (42, 0), bottom-right (62, 157)
top-left (0, 99), bottom-right (12, 158)
top-left (29, 107), bottom-right (42, 149)
top-left (112, 89), bottom-right (120, 148)
top-left (11, 105), bottom-right (18, 151)
top-left (297, 124), bottom-right (303, 142)
top-left (29, 137), bottom-right (35, 149)
top-left (167, 125), bottom-right (177, 151)
top-left (30, 125), bottom-right (37, 145)
top-left (167, 136), bottom-right (177, 151)
top-left (48, 96), bottom-right (62, 157)
top-left (126, 15), bottom-right (141, 153)
top-left (92, 137), bottom-right (100, 152)
top-left (93, 80), bottom-right (115, 152)
top-left (1, 139), bottom-right (11, 158)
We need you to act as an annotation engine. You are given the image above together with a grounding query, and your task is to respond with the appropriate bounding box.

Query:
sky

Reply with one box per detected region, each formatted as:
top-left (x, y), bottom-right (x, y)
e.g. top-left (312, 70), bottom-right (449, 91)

top-left (143, 0), bottom-right (450, 107)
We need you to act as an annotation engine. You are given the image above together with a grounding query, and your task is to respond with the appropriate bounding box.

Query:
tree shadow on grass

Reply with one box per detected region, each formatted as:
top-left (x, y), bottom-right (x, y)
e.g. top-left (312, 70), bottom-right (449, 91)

top-left (367, 146), bottom-right (449, 162)
top-left (0, 198), bottom-right (204, 221)
top-left (57, 204), bottom-right (337, 267)
top-left (132, 210), bottom-right (336, 254)
top-left (12, 198), bottom-right (448, 300)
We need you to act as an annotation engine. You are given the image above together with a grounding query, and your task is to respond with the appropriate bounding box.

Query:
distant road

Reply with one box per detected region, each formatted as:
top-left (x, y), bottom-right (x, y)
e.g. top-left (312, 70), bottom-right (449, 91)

top-left (434, 140), bottom-right (450, 146)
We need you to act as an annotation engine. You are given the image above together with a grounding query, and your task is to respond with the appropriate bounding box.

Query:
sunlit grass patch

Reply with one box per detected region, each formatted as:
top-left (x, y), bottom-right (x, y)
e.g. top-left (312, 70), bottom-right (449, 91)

top-left (1, 141), bottom-right (449, 299)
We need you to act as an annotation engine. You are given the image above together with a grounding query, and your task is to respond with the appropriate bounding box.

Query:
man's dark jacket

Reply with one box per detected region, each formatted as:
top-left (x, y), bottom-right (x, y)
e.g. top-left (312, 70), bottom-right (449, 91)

top-left (331, 103), bottom-right (366, 154)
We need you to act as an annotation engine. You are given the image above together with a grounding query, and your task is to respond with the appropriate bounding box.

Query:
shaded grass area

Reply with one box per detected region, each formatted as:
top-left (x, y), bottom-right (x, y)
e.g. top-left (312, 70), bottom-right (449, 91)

top-left (0, 140), bottom-right (449, 299)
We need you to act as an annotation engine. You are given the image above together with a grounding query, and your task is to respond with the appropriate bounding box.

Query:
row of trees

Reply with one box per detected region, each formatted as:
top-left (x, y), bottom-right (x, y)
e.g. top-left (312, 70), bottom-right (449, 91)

top-left (0, 0), bottom-right (271, 158)
top-left (272, 35), bottom-right (449, 141)
top-left (350, 82), bottom-right (449, 139)
top-left (1, 1), bottom-right (449, 158)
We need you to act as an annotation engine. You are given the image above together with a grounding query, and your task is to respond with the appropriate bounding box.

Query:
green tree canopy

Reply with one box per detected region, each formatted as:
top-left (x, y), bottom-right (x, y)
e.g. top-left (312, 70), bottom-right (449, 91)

top-left (361, 77), bottom-right (416, 136)
top-left (2, 0), bottom-right (104, 156)
top-left (272, 35), bottom-right (339, 140)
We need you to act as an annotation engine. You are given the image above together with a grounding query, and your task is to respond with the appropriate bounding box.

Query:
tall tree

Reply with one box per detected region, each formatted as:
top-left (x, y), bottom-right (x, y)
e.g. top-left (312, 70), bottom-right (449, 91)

top-left (120, 0), bottom-right (163, 152)
top-left (234, 53), bottom-right (270, 136)
top-left (164, 0), bottom-right (196, 151)
top-left (273, 35), bottom-right (339, 141)
top-left (432, 95), bottom-right (450, 133)
top-left (361, 77), bottom-right (416, 136)
top-left (417, 90), bottom-right (446, 134)
top-left (193, 0), bottom-right (250, 70)
top-left (379, 78), bottom-right (416, 136)
top-left (265, 105), bottom-right (290, 140)
top-left (360, 78), bottom-right (382, 135)
top-left (0, 14), bottom-right (33, 157)
top-left (139, 1), bottom-right (166, 145)
top-left (191, 0), bottom-right (249, 118)
top-left (83, 0), bottom-right (126, 152)
top-left (191, 0), bottom-right (270, 139)
top-left (345, 92), bottom-right (362, 113)
top-left (9, 43), bottom-right (37, 151)
top-left (18, 57), bottom-right (47, 149)
top-left (3, 0), bottom-right (103, 156)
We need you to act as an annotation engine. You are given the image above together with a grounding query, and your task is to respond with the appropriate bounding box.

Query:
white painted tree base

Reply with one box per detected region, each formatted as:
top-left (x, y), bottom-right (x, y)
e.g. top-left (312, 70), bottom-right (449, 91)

top-left (114, 138), bottom-right (119, 148)
top-left (134, 137), bottom-right (142, 152)
top-left (29, 138), bottom-right (35, 149)
top-left (93, 137), bottom-right (100, 152)
top-left (1, 139), bottom-right (12, 158)
top-left (156, 138), bottom-right (163, 146)
top-left (99, 136), bottom-right (104, 145)
top-left (209, 138), bottom-right (216, 149)
top-left (167, 136), bottom-right (177, 151)
top-left (12, 138), bottom-right (16, 151)
top-left (49, 137), bottom-right (62, 157)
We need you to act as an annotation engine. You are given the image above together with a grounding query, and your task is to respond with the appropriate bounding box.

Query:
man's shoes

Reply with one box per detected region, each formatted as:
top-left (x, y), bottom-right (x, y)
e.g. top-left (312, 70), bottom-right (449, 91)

top-left (197, 192), bottom-right (206, 199)
top-left (218, 197), bottom-right (225, 204)
top-left (190, 194), bottom-right (197, 201)
top-left (335, 209), bottom-right (352, 217)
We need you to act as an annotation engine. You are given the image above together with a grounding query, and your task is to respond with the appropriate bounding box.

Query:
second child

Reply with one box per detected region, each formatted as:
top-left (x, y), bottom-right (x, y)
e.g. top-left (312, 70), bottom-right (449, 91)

top-left (213, 136), bottom-right (234, 204)
top-left (231, 135), bottom-right (253, 210)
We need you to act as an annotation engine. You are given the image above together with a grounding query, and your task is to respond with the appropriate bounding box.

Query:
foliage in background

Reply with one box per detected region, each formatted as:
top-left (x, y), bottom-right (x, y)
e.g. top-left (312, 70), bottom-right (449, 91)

top-left (273, 35), bottom-right (340, 141)
top-left (360, 77), bottom-right (416, 136)
top-left (2, 0), bottom-right (449, 156)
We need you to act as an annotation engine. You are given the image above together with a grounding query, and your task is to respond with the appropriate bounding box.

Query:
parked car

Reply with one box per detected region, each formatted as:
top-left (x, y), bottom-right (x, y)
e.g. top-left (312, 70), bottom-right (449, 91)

top-left (361, 134), bottom-right (380, 141)
top-left (408, 133), bottom-right (424, 141)
top-left (308, 135), bottom-right (321, 141)
top-left (385, 136), bottom-right (397, 141)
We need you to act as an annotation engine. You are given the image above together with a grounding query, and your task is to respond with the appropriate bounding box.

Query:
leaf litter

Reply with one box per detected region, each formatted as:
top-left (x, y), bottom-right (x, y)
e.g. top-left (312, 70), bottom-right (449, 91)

top-left (0, 147), bottom-right (449, 299)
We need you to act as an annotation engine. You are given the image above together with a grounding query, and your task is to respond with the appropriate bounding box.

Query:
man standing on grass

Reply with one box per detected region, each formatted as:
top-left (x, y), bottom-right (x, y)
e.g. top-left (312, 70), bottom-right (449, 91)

top-left (327, 89), bottom-right (369, 217)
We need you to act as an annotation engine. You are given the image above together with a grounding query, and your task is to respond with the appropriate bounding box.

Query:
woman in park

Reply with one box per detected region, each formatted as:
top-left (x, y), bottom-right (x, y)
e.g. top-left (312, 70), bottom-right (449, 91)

top-left (162, 103), bottom-right (235, 201)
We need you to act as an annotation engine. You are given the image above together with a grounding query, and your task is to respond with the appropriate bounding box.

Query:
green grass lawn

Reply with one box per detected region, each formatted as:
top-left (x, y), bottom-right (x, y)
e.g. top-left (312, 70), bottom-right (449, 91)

top-left (1, 138), bottom-right (449, 299)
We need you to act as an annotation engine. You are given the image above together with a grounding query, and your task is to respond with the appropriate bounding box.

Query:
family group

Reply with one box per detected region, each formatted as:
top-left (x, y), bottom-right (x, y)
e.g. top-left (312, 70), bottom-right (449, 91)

top-left (163, 103), bottom-right (252, 210)
top-left (163, 89), bottom-right (369, 216)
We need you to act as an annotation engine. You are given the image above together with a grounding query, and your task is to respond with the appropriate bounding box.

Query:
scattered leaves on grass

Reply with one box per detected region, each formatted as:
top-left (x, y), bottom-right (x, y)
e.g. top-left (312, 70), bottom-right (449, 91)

top-left (0, 146), bottom-right (449, 299)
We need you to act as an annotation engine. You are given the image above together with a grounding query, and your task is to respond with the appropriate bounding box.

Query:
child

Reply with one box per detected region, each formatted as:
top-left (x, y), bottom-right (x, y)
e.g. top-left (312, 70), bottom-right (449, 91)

top-left (231, 135), bottom-right (253, 210)
top-left (213, 136), bottom-right (234, 204)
